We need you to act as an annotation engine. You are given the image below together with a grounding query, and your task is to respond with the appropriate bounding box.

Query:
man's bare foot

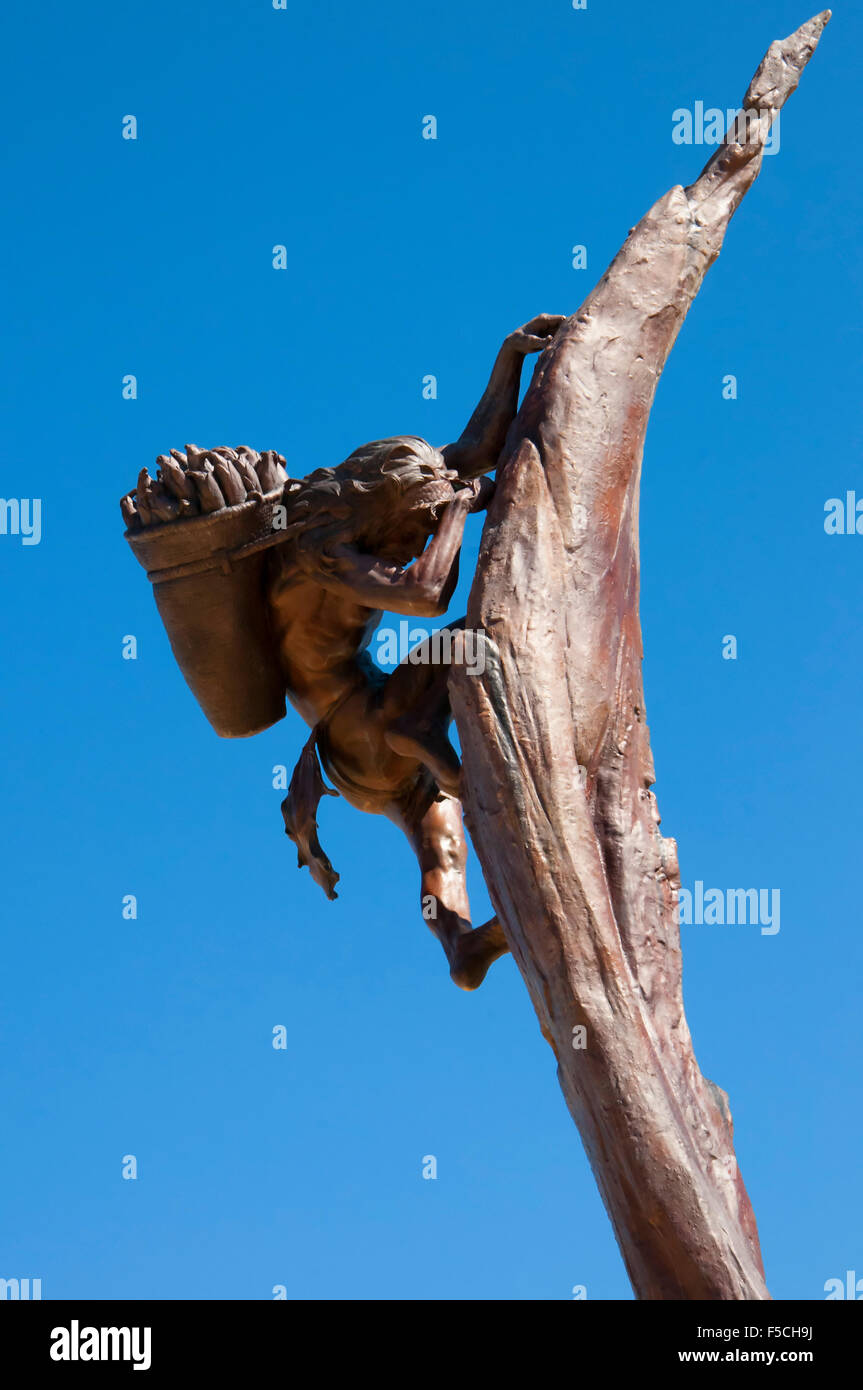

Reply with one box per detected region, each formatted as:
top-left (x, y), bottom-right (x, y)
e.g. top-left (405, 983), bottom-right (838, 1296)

top-left (448, 918), bottom-right (509, 991)
top-left (385, 718), bottom-right (461, 797)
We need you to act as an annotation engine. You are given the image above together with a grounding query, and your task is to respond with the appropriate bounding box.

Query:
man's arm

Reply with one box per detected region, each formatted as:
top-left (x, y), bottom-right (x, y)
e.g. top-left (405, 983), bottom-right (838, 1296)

top-left (441, 314), bottom-right (566, 480)
top-left (307, 485), bottom-right (479, 618)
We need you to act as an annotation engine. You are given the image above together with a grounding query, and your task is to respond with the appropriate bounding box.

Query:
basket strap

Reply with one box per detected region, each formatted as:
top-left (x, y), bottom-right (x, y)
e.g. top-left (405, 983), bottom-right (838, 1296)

top-left (144, 524), bottom-right (293, 583)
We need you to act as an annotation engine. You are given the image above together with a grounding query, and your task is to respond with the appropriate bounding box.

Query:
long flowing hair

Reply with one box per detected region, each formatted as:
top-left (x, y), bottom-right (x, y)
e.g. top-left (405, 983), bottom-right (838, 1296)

top-left (278, 436), bottom-right (458, 562)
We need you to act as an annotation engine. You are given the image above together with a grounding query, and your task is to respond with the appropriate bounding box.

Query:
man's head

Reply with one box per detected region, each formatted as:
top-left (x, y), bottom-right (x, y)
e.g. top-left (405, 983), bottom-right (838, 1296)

top-left (280, 436), bottom-right (460, 563)
top-left (374, 471), bottom-right (459, 560)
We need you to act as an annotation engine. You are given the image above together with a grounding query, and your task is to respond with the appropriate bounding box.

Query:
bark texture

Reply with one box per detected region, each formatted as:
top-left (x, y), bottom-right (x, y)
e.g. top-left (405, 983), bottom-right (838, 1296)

top-left (450, 12), bottom-right (830, 1300)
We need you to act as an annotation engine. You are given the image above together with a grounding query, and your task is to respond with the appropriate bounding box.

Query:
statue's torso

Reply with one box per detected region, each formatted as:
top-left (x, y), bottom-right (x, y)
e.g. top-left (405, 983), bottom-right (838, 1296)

top-left (267, 555), bottom-right (384, 728)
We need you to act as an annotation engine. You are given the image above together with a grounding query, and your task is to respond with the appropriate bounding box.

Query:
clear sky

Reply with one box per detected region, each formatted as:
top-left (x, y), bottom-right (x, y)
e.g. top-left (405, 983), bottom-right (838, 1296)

top-left (2, 0), bottom-right (859, 1300)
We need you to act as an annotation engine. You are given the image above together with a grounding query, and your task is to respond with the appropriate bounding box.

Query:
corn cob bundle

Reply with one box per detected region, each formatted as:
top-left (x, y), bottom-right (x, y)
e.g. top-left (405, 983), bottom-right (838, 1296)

top-left (120, 445), bottom-right (290, 530)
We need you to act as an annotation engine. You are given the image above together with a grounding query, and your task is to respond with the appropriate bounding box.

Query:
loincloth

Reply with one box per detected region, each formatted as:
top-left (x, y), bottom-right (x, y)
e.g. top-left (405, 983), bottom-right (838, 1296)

top-left (282, 675), bottom-right (443, 899)
top-left (315, 709), bottom-right (439, 822)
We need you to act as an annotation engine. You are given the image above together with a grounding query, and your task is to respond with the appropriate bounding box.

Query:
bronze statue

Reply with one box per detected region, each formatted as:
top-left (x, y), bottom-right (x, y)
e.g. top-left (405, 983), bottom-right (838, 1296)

top-left (122, 314), bottom-right (565, 989)
top-left (122, 9), bottom-right (831, 1300)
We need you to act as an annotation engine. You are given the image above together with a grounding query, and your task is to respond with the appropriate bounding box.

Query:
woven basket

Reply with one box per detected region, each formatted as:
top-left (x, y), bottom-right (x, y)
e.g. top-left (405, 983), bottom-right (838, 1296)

top-left (126, 491), bottom-right (288, 738)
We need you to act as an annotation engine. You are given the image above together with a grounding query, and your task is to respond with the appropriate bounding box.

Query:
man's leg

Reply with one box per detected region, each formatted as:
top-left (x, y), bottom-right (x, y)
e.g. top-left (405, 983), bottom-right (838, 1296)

top-left (380, 622), bottom-right (465, 797)
top-left (388, 789), bottom-right (509, 991)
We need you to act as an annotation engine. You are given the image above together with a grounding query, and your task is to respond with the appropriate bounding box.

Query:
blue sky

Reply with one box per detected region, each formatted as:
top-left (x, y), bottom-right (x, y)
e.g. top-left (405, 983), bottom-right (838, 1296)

top-left (1, 0), bottom-right (859, 1299)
